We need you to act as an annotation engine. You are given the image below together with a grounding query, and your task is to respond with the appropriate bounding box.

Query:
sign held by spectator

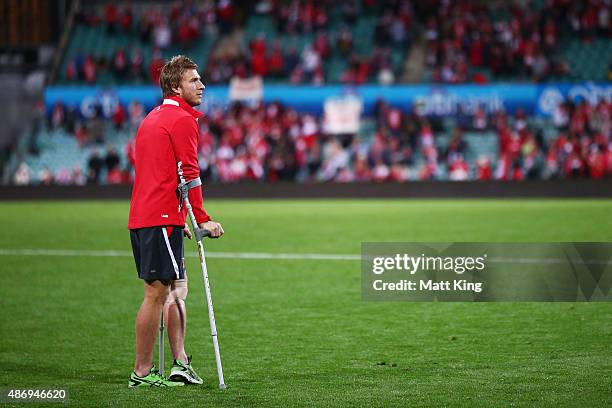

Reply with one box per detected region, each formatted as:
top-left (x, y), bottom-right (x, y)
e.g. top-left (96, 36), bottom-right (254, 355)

top-left (323, 95), bottom-right (362, 134)
top-left (229, 76), bottom-right (263, 101)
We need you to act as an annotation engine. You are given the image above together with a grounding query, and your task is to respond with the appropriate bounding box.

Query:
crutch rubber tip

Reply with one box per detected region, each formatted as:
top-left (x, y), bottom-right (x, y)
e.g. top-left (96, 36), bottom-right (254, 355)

top-left (219, 384), bottom-right (227, 390)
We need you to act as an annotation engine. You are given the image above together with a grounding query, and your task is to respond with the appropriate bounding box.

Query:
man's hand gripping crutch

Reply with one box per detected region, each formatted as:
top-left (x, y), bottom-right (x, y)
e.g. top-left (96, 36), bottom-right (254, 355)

top-left (178, 174), bottom-right (227, 390)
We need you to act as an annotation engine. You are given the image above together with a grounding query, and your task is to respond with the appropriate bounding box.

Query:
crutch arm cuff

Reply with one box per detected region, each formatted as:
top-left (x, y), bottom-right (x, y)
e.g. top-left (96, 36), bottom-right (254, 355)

top-left (178, 177), bottom-right (202, 196)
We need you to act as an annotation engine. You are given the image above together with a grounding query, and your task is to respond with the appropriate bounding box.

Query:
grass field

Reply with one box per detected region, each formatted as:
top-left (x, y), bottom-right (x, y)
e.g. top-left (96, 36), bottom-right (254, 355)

top-left (0, 199), bottom-right (611, 407)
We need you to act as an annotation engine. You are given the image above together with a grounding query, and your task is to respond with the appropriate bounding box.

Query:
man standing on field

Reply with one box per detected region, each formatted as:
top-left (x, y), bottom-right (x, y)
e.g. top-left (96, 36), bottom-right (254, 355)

top-left (128, 55), bottom-right (224, 387)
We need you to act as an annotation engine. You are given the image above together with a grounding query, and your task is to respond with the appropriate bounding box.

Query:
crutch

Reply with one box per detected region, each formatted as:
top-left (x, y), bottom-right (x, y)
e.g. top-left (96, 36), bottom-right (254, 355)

top-left (178, 175), bottom-right (227, 390)
top-left (159, 314), bottom-right (164, 375)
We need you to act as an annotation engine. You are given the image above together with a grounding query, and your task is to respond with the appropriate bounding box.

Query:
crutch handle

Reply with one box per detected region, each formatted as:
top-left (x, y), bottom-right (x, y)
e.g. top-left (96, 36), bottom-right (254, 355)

top-left (194, 227), bottom-right (212, 241)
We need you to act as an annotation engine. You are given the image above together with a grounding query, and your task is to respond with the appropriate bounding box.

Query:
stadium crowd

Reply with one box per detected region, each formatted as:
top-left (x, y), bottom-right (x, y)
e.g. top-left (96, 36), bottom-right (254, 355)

top-left (207, 0), bottom-right (412, 85)
top-left (66, 0), bottom-right (231, 84)
top-left (423, 0), bottom-right (611, 83)
top-left (13, 96), bottom-right (611, 185)
top-left (13, 1), bottom-right (611, 185)
top-left (62, 0), bottom-right (611, 85)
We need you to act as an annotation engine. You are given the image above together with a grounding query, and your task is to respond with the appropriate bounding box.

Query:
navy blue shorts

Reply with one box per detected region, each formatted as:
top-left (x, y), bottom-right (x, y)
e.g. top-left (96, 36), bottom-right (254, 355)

top-left (130, 226), bottom-right (185, 282)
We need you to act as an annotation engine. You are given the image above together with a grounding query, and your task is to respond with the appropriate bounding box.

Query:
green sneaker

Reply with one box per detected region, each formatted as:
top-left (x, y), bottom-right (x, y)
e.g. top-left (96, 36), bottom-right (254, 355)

top-left (128, 365), bottom-right (185, 388)
top-left (169, 356), bottom-right (203, 385)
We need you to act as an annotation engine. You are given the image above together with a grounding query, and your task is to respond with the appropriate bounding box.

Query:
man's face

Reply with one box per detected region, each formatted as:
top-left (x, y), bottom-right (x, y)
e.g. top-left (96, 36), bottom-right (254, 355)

top-left (174, 69), bottom-right (205, 107)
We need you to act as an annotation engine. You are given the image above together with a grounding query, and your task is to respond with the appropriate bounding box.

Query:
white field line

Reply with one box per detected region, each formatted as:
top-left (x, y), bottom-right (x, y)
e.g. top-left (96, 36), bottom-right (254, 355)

top-left (0, 248), bottom-right (608, 265)
top-left (0, 248), bottom-right (360, 261)
top-left (488, 257), bottom-right (609, 265)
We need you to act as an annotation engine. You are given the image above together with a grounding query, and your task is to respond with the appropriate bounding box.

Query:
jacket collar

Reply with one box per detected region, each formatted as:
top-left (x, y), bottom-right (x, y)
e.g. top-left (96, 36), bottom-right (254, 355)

top-left (162, 95), bottom-right (203, 120)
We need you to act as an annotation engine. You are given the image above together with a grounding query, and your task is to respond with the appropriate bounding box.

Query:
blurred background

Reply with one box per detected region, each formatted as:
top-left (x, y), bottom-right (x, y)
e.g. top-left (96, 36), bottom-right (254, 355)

top-left (1, 0), bottom-right (610, 188)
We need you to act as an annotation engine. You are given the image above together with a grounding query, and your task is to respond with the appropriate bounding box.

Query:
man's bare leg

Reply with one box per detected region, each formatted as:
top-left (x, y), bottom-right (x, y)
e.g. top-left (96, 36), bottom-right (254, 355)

top-left (164, 278), bottom-right (188, 364)
top-left (134, 280), bottom-right (170, 376)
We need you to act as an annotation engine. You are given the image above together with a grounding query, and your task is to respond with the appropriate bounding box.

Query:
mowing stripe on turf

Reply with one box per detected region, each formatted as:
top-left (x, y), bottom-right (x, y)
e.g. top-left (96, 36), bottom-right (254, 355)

top-left (0, 248), bottom-right (608, 264)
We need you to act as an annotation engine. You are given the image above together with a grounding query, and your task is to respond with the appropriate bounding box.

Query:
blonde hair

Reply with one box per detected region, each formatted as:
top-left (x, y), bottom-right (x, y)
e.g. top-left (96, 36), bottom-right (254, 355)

top-left (159, 55), bottom-right (198, 97)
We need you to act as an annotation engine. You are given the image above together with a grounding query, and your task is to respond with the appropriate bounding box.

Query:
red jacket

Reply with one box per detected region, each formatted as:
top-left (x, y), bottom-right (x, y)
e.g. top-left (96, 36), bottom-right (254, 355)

top-left (128, 96), bottom-right (210, 229)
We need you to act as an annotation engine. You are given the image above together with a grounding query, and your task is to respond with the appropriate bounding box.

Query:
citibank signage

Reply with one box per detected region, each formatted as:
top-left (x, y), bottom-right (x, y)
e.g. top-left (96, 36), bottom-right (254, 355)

top-left (45, 82), bottom-right (611, 118)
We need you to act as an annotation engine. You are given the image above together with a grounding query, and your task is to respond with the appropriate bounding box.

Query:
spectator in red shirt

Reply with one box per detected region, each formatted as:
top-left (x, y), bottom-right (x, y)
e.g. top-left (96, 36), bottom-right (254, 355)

top-left (449, 155), bottom-right (470, 181)
top-left (65, 60), bottom-right (76, 81)
top-left (469, 36), bottom-right (484, 67)
top-left (74, 124), bottom-right (90, 147)
top-left (105, 1), bottom-right (119, 34)
top-left (112, 103), bottom-right (126, 129)
top-left (130, 48), bottom-right (145, 81)
top-left (313, 32), bottom-right (330, 59)
top-left (587, 145), bottom-right (606, 179)
top-left (83, 56), bottom-right (97, 84)
top-left (217, 0), bottom-right (235, 35)
top-left (476, 156), bottom-right (493, 180)
top-left (249, 34), bottom-right (267, 76)
top-left (267, 41), bottom-right (285, 78)
top-left (511, 161), bottom-right (524, 180)
top-left (120, 5), bottom-right (133, 32)
top-left (149, 49), bottom-right (165, 84)
top-left (113, 48), bottom-right (129, 81)
top-left (565, 151), bottom-right (585, 178)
